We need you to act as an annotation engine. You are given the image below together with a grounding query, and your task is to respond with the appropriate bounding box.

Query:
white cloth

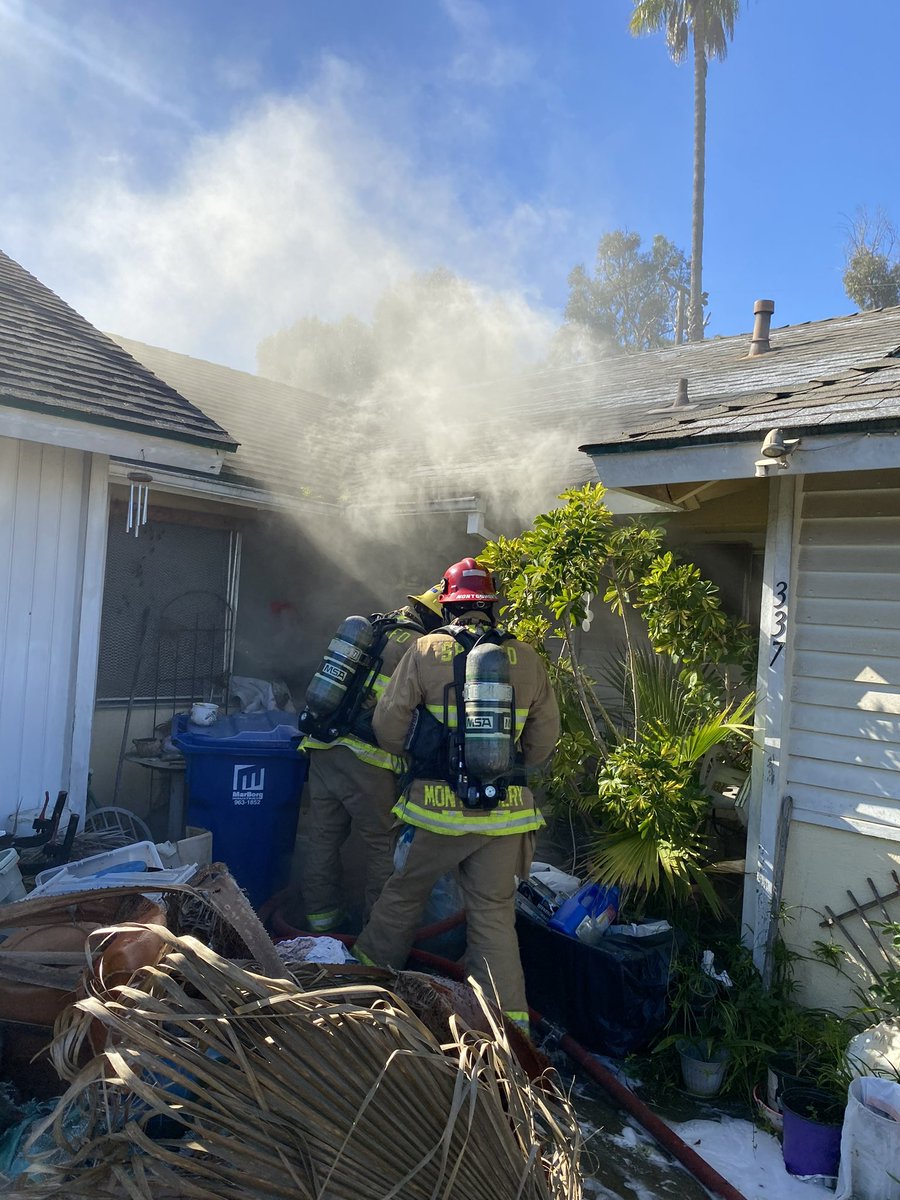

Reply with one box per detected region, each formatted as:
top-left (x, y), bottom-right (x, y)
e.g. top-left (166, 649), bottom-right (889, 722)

top-left (230, 676), bottom-right (295, 713)
top-left (274, 936), bottom-right (354, 965)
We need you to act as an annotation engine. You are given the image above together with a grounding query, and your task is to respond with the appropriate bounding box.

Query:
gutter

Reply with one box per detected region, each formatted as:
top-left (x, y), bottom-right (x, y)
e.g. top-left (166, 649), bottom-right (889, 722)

top-left (109, 458), bottom-right (343, 515)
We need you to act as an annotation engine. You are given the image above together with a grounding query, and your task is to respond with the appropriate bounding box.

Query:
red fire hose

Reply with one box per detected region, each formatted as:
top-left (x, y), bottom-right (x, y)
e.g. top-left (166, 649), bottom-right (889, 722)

top-left (266, 905), bottom-right (749, 1200)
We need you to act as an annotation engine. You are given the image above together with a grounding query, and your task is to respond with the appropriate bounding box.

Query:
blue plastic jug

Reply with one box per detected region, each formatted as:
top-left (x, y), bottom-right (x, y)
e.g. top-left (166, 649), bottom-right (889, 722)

top-left (547, 882), bottom-right (619, 941)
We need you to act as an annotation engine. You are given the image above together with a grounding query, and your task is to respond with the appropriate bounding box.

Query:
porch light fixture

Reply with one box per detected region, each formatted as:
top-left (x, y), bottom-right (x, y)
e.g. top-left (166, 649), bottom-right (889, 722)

top-left (126, 471), bottom-right (153, 537)
top-left (754, 428), bottom-right (800, 477)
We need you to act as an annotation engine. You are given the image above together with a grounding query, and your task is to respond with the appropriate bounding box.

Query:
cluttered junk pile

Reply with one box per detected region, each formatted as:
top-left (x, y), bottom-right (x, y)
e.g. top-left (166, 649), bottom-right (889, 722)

top-left (0, 853), bottom-right (582, 1199)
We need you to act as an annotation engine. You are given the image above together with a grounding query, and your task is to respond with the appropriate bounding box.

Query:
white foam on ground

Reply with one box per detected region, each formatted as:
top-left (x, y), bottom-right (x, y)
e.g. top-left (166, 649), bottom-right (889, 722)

top-left (665, 1116), bottom-right (835, 1197)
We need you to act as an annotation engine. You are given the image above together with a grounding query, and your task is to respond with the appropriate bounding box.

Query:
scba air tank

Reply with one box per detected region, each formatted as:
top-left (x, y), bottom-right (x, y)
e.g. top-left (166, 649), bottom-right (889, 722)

top-left (462, 641), bottom-right (514, 781)
top-left (301, 615), bottom-right (375, 733)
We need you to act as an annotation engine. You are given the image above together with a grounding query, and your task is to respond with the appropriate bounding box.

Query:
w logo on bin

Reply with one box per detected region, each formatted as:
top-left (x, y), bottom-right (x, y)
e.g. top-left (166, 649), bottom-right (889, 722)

top-left (232, 763), bottom-right (265, 801)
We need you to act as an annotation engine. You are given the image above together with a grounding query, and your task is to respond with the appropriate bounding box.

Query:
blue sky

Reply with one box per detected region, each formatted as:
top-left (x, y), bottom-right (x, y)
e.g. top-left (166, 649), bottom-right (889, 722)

top-left (1, 0), bottom-right (897, 370)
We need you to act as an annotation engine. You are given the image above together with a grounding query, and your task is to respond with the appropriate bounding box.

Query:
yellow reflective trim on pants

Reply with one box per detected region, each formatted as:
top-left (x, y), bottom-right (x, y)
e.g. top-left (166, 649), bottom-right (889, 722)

top-left (393, 800), bottom-right (545, 836)
top-left (307, 908), bottom-right (344, 931)
top-left (504, 1010), bottom-right (529, 1027)
top-left (354, 946), bottom-right (378, 966)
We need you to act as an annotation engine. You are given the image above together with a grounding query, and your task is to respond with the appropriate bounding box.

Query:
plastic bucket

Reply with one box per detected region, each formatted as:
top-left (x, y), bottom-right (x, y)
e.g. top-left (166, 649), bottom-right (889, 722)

top-left (0, 848), bottom-right (25, 904)
top-left (677, 1040), bottom-right (729, 1096)
top-left (782, 1086), bottom-right (843, 1177)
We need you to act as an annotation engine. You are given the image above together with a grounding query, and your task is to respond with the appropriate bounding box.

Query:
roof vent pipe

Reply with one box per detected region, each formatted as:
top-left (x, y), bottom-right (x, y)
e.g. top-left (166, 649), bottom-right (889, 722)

top-left (749, 299), bottom-right (775, 356)
top-left (673, 377), bottom-right (689, 407)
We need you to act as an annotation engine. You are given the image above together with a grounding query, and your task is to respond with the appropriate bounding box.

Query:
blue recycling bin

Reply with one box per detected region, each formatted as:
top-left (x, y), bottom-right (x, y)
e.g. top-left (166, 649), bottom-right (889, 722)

top-left (172, 711), bottom-right (307, 909)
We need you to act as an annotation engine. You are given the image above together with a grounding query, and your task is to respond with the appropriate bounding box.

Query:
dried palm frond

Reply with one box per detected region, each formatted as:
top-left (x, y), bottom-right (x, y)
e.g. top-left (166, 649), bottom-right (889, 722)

top-left (5, 925), bottom-right (581, 1200)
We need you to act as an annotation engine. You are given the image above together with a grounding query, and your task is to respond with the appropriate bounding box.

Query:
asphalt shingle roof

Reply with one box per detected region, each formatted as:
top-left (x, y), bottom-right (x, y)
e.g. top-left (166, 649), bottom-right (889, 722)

top-left (583, 357), bottom-right (900, 453)
top-left (110, 336), bottom-right (343, 503)
top-left (568, 307), bottom-right (900, 457)
top-left (0, 250), bottom-right (236, 449)
top-left (99, 303), bottom-right (900, 505)
top-left (392, 306), bottom-right (900, 489)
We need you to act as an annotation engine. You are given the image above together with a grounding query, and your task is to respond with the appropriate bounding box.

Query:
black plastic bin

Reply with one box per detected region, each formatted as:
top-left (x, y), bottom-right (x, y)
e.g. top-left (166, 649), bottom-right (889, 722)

top-left (516, 910), bottom-right (677, 1057)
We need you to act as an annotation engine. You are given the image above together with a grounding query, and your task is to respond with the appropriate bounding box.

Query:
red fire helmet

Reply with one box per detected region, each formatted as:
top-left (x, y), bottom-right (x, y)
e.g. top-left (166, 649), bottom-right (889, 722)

top-left (439, 558), bottom-right (500, 605)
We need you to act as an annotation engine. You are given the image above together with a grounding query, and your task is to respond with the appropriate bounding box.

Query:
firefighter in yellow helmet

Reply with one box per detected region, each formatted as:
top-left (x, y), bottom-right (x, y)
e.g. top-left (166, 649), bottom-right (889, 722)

top-left (354, 559), bottom-right (560, 1031)
top-left (299, 585), bottom-right (444, 932)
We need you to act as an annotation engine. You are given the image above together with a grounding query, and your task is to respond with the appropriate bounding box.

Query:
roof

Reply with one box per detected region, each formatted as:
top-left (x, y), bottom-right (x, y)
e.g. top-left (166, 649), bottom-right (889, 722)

top-left (570, 306), bottom-right (900, 458)
top-left (110, 336), bottom-right (344, 502)
top-left (105, 304), bottom-right (900, 510)
top-left (0, 250), bottom-right (235, 449)
top-left (585, 356), bottom-right (900, 454)
top-left (386, 306), bottom-right (900, 497)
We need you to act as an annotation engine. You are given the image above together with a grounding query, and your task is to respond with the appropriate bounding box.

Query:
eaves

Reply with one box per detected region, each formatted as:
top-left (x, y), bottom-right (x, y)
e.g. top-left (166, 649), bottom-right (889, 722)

top-left (0, 392), bottom-right (237, 452)
top-left (579, 425), bottom-right (900, 489)
top-left (581, 415), bottom-right (900, 459)
top-left (109, 458), bottom-right (343, 516)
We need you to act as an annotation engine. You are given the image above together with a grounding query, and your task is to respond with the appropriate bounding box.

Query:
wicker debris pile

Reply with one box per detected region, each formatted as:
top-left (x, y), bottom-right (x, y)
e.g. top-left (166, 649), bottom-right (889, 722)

top-left (1, 875), bottom-right (582, 1199)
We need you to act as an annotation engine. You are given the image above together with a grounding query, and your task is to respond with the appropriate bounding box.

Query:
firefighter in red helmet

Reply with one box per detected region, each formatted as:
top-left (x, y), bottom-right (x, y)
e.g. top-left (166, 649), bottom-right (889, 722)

top-left (299, 586), bottom-right (444, 932)
top-left (354, 558), bottom-right (560, 1032)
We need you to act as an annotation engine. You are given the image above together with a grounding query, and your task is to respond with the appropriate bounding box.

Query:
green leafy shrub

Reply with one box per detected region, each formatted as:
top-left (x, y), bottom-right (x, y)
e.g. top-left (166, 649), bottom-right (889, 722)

top-left (642, 933), bottom-right (862, 1102)
top-left (480, 483), bottom-right (755, 913)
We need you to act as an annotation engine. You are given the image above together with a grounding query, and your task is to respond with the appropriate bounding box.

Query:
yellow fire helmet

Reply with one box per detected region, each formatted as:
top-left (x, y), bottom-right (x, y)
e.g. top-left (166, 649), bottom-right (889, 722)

top-left (408, 583), bottom-right (444, 619)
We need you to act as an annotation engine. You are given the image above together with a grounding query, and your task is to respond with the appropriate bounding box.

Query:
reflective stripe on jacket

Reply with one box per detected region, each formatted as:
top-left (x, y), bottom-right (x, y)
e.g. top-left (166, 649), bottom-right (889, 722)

top-left (372, 618), bottom-right (560, 836)
top-left (302, 618), bottom-right (423, 772)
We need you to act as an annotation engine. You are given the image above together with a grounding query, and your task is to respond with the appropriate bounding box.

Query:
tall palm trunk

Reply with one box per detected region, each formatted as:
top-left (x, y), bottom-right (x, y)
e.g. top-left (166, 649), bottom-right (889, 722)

top-left (690, 5), bottom-right (707, 341)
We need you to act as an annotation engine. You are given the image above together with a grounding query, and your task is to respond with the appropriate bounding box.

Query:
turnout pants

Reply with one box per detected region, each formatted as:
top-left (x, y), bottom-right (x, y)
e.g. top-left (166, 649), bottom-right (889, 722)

top-left (303, 746), bottom-right (398, 926)
top-left (354, 826), bottom-right (536, 1018)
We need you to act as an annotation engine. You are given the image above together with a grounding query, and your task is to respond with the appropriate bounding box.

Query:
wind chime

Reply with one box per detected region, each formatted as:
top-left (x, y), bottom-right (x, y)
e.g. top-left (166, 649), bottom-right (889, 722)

top-left (125, 471), bottom-right (153, 538)
top-left (581, 592), bottom-right (594, 632)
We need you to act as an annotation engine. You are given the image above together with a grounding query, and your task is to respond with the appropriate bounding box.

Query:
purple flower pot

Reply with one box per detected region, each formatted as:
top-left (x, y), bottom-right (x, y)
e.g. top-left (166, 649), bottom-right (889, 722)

top-left (781, 1086), bottom-right (844, 1178)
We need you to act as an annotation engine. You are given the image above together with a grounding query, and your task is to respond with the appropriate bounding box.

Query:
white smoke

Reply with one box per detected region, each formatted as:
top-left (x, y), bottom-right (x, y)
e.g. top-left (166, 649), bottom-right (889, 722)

top-left (0, 38), bottom-right (566, 372)
top-left (0, 0), bottom-right (601, 578)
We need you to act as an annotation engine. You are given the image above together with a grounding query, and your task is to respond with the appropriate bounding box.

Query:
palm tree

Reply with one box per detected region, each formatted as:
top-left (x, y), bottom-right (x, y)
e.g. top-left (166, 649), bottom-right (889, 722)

top-left (630, 1), bottom-right (740, 341)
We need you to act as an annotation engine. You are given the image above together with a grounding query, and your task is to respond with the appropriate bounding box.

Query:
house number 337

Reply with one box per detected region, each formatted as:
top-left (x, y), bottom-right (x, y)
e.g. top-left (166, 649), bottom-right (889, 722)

top-left (770, 581), bottom-right (788, 666)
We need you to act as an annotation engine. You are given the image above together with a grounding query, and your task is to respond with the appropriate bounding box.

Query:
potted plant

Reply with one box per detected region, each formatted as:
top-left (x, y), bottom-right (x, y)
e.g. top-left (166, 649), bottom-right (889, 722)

top-left (676, 1036), bottom-right (730, 1096)
top-left (765, 1004), bottom-right (859, 1107)
top-left (781, 1085), bottom-right (844, 1178)
top-left (650, 947), bottom-right (750, 1099)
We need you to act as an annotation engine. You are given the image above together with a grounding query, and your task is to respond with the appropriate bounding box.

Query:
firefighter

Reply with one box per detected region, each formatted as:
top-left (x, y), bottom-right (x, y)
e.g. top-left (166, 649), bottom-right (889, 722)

top-left (300, 586), bottom-right (444, 932)
top-left (354, 558), bottom-right (560, 1031)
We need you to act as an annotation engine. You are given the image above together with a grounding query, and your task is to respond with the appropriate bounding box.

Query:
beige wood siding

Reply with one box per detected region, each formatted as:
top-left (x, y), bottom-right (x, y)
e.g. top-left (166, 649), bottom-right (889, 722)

top-left (0, 437), bottom-right (106, 828)
top-left (789, 473), bottom-right (900, 838)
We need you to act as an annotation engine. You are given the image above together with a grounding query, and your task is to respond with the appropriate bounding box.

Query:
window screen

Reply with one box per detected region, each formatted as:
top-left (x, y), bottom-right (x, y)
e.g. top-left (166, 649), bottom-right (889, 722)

top-left (97, 515), bottom-right (237, 706)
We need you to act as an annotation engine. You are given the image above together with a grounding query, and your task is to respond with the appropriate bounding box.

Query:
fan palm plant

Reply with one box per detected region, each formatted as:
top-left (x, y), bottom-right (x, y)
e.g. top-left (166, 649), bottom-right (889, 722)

top-left (581, 685), bottom-right (754, 914)
top-left (630, 0), bottom-right (741, 340)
